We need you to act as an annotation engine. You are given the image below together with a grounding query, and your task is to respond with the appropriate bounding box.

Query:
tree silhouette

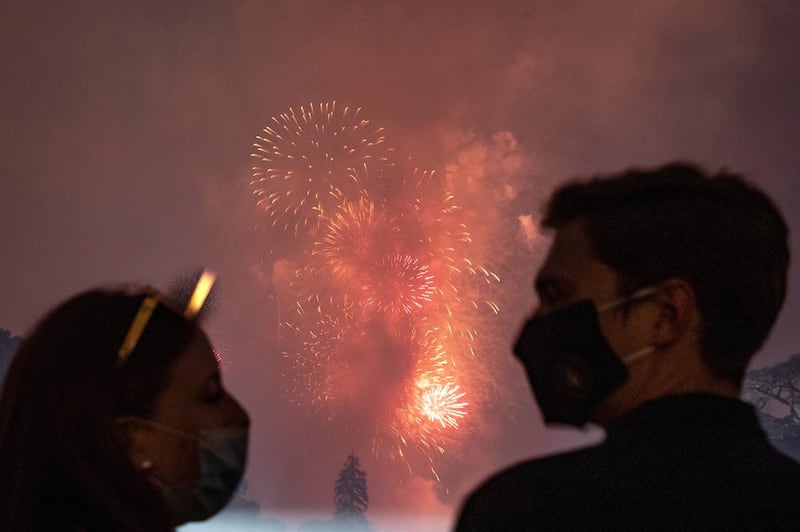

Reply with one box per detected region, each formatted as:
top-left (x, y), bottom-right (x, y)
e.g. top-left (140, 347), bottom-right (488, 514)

top-left (333, 452), bottom-right (369, 530)
top-left (742, 354), bottom-right (800, 460)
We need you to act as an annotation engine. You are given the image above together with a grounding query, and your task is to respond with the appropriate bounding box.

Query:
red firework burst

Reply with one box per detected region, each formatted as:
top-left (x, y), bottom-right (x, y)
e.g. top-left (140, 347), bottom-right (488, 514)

top-left (312, 196), bottom-right (399, 282)
top-left (363, 253), bottom-right (436, 315)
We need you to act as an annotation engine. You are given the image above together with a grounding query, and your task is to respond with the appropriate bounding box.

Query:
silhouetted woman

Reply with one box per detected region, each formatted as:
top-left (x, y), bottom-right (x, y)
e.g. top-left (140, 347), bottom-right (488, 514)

top-left (0, 286), bottom-right (250, 531)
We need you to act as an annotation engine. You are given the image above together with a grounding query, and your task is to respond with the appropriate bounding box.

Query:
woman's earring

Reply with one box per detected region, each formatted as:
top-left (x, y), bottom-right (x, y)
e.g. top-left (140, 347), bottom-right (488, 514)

top-left (140, 459), bottom-right (154, 471)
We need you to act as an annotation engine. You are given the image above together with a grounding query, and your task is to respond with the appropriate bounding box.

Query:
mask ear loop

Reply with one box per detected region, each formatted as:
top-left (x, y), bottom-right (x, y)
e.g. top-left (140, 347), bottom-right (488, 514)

top-left (598, 286), bottom-right (660, 313)
top-left (597, 286), bottom-right (660, 366)
top-left (116, 417), bottom-right (196, 441)
top-left (623, 346), bottom-right (656, 365)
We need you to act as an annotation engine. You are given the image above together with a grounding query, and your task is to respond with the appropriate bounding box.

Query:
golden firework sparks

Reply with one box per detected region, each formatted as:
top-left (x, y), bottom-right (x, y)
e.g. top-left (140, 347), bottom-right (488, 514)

top-left (419, 383), bottom-right (468, 429)
top-left (251, 102), bottom-right (392, 237)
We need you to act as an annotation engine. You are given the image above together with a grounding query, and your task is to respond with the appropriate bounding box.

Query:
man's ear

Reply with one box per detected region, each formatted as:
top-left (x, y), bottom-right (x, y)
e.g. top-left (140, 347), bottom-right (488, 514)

top-left (651, 278), bottom-right (700, 348)
top-left (115, 419), bottom-right (155, 473)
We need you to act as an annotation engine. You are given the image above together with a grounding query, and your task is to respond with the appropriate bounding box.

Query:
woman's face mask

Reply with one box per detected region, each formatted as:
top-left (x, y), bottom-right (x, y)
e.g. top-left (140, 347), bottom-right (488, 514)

top-left (513, 287), bottom-right (657, 427)
top-left (120, 418), bottom-right (249, 524)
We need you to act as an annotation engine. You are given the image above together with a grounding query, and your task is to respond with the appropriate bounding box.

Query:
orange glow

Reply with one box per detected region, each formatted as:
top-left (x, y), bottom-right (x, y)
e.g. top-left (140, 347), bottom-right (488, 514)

top-left (255, 103), bottom-right (500, 480)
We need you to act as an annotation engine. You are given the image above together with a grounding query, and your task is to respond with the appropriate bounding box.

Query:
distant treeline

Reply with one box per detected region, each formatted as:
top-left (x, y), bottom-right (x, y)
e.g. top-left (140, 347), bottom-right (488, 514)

top-left (742, 353), bottom-right (800, 461)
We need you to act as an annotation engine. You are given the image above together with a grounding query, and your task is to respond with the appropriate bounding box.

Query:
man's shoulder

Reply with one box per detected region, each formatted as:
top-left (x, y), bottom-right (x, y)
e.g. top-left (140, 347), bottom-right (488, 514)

top-left (456, 445), bottom-right (615, 531)
top-left (459, 446), bottom-right (608, 518)
top-left (457, 442), bottom-right (800, 531)
top-left (479, 444), bottom-right (607, 492)
top-left (456, 395), bottom-right (800, 530)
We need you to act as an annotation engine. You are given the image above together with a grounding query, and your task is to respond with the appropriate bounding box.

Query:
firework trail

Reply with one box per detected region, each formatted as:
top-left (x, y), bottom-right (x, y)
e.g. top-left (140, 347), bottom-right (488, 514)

top-left (255, 103), bottom-right (502, 481)
top-left (251, 102), bottom-right (392, 238)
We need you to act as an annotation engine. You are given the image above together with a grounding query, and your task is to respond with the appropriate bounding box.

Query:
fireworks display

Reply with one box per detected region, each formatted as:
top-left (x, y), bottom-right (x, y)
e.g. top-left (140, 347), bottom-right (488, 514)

top-left (251, 102), bottom-right (392, 237)
top-left (252, 102), bottom-right (501, 480)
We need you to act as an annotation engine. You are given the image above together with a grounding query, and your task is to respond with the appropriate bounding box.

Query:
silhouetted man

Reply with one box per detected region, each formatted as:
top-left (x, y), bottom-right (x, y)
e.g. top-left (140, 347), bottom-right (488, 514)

top-left (456, 163), bottom-right (800, 531)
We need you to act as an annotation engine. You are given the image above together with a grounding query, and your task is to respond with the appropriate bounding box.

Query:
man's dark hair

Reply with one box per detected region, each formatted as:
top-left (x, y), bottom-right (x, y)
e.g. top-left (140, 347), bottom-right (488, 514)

top-left (543, 162), bottom-right (789, 383)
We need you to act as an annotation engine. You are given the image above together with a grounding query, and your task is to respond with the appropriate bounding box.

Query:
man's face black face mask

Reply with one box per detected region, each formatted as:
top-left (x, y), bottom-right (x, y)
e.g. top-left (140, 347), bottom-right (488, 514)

top-left (513, 287), bottom-right (657, 427)
top-left (513, 301), bottom-right (628, 427)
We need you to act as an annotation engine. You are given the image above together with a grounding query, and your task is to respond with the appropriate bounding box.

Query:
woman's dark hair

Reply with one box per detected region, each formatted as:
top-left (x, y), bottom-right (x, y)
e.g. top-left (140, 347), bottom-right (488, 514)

top-left (0, 288), bottom-right (199, 531)
top-left (543, 162), bottom-right (789, 383)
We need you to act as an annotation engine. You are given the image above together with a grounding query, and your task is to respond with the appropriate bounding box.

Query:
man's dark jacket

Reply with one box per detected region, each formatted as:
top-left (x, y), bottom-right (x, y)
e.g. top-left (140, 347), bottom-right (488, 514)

top-left (456, 394), bottom-right (800, 531)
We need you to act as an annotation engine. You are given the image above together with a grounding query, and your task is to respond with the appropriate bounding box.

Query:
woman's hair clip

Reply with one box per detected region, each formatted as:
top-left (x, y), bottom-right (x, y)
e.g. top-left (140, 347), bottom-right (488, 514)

top-left (117, 295), bottom-right (159, 364)
top-left (117, 270), bottom-right (216, 364)
top-left (184, 270), bottom-right (217, 319)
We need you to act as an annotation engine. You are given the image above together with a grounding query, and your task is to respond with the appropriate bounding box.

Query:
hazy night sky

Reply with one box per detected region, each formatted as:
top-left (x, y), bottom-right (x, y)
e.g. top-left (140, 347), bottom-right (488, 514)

top-left (2, 1), bottom-right (799, 528)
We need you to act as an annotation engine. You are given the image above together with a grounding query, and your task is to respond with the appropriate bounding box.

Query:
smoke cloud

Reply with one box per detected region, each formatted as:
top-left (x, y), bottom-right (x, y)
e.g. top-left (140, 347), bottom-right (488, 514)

top-left (2, 1), bottom-right (799, 527)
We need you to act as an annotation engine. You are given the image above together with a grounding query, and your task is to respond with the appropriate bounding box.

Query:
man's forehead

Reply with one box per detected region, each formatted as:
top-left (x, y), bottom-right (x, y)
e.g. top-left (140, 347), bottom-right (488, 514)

top-left (535, 219), bottom-right (620, 297)
top-left (537, 220), bottom-right (596, 276)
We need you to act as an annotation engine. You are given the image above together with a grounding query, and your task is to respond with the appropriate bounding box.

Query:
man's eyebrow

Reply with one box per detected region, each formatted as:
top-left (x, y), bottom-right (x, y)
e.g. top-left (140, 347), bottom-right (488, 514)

top-left (535, 274), bottom-right (567, 292)
top-left (534, 275), bottom-right (575, 299)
